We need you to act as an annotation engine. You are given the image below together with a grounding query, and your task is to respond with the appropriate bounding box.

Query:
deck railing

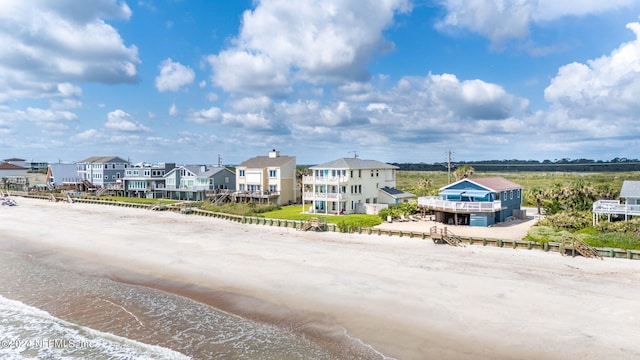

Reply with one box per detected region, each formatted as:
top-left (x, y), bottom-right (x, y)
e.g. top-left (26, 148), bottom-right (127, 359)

top-left (592, 200), bottom-right (640, 216)
top-left (302, 175), bottom-right (350, 184)
top-left (418, 197), bottom-right (502, 213)
top-left (303, 191), bottom-right (347, 200)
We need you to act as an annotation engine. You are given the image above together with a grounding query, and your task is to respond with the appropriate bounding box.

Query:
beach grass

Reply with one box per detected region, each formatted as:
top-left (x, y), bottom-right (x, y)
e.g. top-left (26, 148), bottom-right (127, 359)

top-left (95, 196), bottom-right (179, 205)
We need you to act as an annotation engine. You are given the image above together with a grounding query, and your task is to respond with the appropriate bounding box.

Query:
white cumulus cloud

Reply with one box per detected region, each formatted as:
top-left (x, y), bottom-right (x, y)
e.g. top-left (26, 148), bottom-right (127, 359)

top-left (208, 0), bottom-right (411, 96)
top-left (155, 59), bottom-right (195, 92)
top-left (105, 109), bottom-right (151, 132)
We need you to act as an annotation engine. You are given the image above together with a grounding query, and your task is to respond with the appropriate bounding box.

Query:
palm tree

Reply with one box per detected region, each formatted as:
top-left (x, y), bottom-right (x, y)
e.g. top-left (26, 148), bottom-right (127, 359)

top-left (529, 186), bottom-right (544, 214)
top-left (453, 165), bottom-right (475, 181)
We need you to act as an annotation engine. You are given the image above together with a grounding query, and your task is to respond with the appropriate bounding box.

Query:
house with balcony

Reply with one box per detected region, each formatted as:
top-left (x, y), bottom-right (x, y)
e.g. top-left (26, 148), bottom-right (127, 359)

top-left (160, 165), bottom-right (235, 201)
top-left (592, 180), bottom-right (640, 224)
top-left (302, 157), bottom-right (411, 214)
top-left (419, 177), bottom-right (522, 227)
top-left (234, 149), bottom-right (297, 205)
top-left (77, 156), bottom-right (129, 190)
top-left (123, 162), bottom-right (176, 198)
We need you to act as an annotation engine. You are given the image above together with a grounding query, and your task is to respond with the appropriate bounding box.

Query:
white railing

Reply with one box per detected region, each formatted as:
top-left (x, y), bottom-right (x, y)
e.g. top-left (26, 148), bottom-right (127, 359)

top-left (593, 200), bottom-right (640, 216)
top-left (302, 176), bottom-right (350, 184)
top-left (303, 191), bottom-right (347, 200)
top-left (418, 197), bottom-right (502, 212)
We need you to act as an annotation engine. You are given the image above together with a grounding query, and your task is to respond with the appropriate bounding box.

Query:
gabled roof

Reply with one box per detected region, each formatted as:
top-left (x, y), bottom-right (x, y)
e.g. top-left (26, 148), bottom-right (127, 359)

top-left (0, 162), bottom-right (28, 170)
top-left (441, 177), bottom-right (521, 192)
top-left (78, 156), bottom-right (128, 164)
top-left (238, 155), bottom-right (295, 168)
top-left (4, 158), bottom-right (25, 162)
top-left (620, 180), bottom-right (640, 198)
top-left (379, 186), bottom-right (415, 199)
top-left (201, 167), bottom-right (233, 178)
top-left (48, 164), bottom-right (81, 183)
top-left (310, 157), bottom-right (398, 170)
top-left (166, 165), bottom-right (232, 178)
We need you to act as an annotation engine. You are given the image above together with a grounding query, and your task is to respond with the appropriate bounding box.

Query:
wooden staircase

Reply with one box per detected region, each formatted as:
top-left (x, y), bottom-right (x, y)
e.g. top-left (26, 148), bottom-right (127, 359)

top-left (430, 226), bottom-right (465, 247)
top-left (560, 235), bottom-right (603, 260)
top-left (298, 218), bottom-right (325, 232)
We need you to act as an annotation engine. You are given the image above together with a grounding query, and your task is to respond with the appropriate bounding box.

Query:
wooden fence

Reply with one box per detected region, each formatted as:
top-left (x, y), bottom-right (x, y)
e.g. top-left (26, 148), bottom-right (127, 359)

top-left (19, 194), bottom-right (640, 259)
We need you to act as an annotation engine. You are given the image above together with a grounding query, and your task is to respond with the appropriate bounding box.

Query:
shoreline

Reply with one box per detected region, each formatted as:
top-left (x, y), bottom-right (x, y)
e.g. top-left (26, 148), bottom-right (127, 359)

top-left (1, 197), bottom-right (640, 359)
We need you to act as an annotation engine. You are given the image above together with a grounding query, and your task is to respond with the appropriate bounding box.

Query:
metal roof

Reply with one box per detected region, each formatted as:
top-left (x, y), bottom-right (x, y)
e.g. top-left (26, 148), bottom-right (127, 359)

top-left (78, 156), bottom-right (128, 164)
top-left (310, 157), bottom-right (398, 170)
top-left (379, 186), bottom-right (415, 199)
top-left (238, 155), bottom-right (295, 168)
top-left (620, 180), bottom-right (640, 198)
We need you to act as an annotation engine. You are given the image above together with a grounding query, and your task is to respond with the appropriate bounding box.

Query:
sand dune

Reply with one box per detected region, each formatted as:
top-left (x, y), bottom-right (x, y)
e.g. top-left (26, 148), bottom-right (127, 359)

top-left (1, 197), bottom-right (639, 359)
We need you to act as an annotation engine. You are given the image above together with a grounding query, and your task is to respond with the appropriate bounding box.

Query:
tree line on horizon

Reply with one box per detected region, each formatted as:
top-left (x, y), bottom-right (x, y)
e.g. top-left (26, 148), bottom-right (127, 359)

top-left (391, 158), bottom-right (640, 172)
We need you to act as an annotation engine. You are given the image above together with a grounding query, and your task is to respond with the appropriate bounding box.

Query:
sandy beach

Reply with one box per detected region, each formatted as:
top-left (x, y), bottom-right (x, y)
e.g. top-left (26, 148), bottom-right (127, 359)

top-left (1, 197), bottom-right (639, 359)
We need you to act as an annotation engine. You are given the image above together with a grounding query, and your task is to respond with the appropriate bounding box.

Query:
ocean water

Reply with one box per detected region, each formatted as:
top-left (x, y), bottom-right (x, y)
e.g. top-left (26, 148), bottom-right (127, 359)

top-left (0, 251), bottom-right (385, 359)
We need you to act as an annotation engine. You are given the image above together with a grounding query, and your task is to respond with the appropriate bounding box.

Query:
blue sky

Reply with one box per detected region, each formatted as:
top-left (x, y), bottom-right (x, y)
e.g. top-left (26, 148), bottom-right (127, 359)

top-left (2, 0), bottom-right (640, 166)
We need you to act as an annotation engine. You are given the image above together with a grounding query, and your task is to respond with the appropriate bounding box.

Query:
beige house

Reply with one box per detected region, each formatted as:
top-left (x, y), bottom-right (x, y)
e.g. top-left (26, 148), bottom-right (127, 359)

top-left (302, 157), bottom-right (413, 214)
top-left (235, 149), bottom-right (297, 205)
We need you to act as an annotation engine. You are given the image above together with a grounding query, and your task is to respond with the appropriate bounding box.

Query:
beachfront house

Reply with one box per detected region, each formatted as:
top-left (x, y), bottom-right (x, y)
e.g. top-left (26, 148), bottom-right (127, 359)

top-left (160, 165), bottom-right (235, 201)
top-left (46, 163), bottom-right (84, 190)
top-left (592, 180), bottom-right (640, 224)
top-left (419, 177), bottom-right (523, 227)
top-left (77, 156), bottom-right (129, 191)
top-left (122, 162), bottom-right (176, 198)
top-left (234, 149), bottom-right (297, 205)
top-left (302, 157), bottom-right (412, 214)
top-left (0, 159), bottom-right (30, 191)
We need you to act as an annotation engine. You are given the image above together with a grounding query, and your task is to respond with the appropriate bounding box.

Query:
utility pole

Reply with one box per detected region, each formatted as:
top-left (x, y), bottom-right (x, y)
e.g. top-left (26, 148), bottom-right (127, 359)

top-left (447, 150), bottom-right (453, 184)
top-left (217, 154), bottom-right (222, 167)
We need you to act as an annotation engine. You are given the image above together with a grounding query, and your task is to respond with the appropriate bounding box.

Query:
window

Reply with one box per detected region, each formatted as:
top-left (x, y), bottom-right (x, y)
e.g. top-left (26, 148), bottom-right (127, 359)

top-left (358, 170), bottom-right (361, 178)
top-left (144, 170), bottom-right (150, 177)
top-left (376, 170), bottom-right (379, 177)
top-left (269, 169), bottom-right (277, 178)
top-left (371, 170), bottom-right (374, 177)
top-left (510, 190), bottom-right (513, 199)
top-left (239, 170), bottom-right (245, 177)
top-left (239, 184), bottom-right (245, 191)
top-left (225, 177), bottom-right (229, 183)
top-left (269, 185), bottom-right (277, 192)
top-left (517, 189), bottom-right (520, 198)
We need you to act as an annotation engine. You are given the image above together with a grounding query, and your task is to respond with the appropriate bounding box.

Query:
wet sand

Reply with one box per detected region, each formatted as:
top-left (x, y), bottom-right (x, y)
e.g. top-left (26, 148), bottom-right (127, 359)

top-left (1, 197), bottom-right (640, 359)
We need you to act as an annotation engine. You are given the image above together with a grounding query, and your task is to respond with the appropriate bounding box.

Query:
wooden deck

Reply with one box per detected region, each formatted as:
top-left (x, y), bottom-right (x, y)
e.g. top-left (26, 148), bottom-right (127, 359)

top-left (592, 200), bottom-right (640, 224)
top-left (418, 197), bottom-right (504, 214)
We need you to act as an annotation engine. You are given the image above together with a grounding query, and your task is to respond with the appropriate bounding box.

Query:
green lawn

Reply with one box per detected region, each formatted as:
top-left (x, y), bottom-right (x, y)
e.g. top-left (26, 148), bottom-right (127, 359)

top-left (261, 205), bottom-right (382, 228)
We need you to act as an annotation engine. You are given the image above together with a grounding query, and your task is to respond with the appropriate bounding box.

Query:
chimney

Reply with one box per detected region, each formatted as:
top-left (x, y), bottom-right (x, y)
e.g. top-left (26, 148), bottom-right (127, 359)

top-left (268, 149), bottom-right (280, 158)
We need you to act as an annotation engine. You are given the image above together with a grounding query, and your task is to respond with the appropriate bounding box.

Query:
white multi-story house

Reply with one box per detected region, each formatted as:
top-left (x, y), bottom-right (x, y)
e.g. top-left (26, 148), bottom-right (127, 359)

top-left (123, 162), bottom-right (176, 198)
top-left (302, 157), bottom-right (413, 214)
top-left (77, 156), bottom-right (129, 189)
top-left (235, 149), bottom-right (297, 205)
top-left (161, 165), bottom-right (235, 201)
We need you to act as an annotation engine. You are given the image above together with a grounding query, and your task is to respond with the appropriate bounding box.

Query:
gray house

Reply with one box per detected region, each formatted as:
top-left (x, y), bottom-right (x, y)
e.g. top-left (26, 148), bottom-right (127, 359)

top-left (160, 165), bottom-right (235, 200)
top-left (77, 156), bottom-right (129, 190)
top-left (123, 162), bottom-right (176, 198)
top-left (419, 177), bottom-right (523, 227)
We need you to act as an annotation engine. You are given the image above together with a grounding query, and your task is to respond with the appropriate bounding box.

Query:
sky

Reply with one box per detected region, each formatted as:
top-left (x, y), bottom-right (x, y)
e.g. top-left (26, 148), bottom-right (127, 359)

top-left (2, 0), bottom-right (640, 166)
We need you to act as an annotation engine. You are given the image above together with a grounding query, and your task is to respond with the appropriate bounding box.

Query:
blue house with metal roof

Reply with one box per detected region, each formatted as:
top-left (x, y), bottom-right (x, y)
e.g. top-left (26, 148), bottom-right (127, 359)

top-left (418, 177), bottom-right (523, 226)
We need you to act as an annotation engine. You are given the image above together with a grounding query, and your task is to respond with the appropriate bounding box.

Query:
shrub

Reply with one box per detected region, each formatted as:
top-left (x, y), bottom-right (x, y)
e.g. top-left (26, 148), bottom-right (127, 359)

top-left (537, 211), bottom-right (591, 230)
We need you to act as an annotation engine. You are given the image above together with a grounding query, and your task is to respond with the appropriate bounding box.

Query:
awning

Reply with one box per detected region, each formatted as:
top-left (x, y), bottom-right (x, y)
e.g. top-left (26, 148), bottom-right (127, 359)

top-left (440, 189), bottom-right (491, 198)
